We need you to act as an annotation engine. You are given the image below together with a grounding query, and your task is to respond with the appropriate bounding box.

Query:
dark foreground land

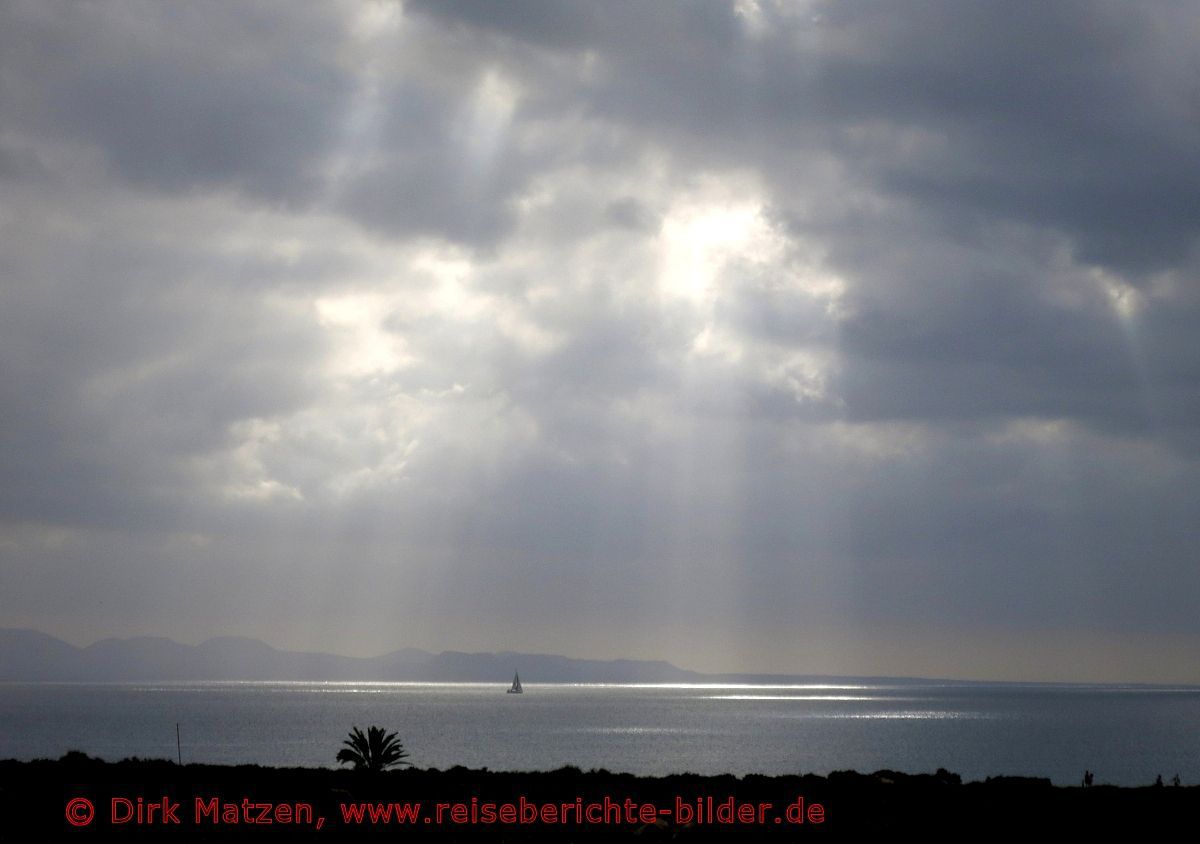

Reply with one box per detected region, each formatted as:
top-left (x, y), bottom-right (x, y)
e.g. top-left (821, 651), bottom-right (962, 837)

top-left (1, 755), bottom-right (1195, 842)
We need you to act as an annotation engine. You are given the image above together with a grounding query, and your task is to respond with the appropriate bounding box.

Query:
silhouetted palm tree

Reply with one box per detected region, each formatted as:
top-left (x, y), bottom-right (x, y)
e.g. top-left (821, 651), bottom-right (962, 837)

top-left (336, 726), bottom-right (411, 772)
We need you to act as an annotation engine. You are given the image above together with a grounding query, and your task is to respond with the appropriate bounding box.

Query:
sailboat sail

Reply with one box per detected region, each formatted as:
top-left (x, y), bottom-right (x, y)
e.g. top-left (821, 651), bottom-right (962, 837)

top-left (507, 671), bottom-right (523, 694)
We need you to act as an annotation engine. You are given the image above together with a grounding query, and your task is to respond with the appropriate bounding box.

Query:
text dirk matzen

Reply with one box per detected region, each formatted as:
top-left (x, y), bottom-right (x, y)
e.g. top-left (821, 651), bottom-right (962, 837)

top-left (108, 796), bottom-right (325, 828)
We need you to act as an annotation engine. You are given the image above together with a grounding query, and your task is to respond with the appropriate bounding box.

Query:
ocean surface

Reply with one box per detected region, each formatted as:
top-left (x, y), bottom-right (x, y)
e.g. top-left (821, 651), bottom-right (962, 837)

top-left (2, 681), bottom-right (1198, 786)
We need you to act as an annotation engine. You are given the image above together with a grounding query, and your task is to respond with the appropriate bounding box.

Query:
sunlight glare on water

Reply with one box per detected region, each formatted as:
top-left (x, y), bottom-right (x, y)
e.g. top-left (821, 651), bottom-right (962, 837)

top-left (2, 681), bottom-right (1198, 786)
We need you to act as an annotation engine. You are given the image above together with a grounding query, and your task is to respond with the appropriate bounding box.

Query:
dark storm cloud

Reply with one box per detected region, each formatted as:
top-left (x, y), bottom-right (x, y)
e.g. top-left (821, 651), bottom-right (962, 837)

top-left (333, 80), bottom-right (529, 243)
top-left (414, 0), bottom-right (1200, 271)
top-left (804, 1), bottom-right (1200, 274)
top-left (3, 0), bottom-right (1200, 679)
top-left (602, 198), bottom-right (659, 232)
top-left (407, 0), bottom-right (745, 58)
top-left (0, 1), bottom-right (354, 201)
top-left (0, 232), bottom-right (325, 528)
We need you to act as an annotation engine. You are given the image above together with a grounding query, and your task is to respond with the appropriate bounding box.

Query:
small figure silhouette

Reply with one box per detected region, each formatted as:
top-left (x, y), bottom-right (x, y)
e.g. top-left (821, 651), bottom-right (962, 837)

top-left (1155, 774), bottom-right (1163, 787)
top-left (1082, 770), bottom-right (1093, 788)
top-left (1172, 773), bottom-right (1181, 787)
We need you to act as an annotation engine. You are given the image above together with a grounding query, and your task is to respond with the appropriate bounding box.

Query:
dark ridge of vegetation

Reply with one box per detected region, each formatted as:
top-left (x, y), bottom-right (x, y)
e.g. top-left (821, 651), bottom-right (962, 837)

top-left (1, 752), bottom-right (1195, 841)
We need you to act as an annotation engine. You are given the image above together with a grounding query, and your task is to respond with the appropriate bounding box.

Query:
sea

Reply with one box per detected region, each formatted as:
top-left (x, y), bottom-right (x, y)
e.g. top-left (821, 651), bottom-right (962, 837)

top-left (2, 681), bottom-right (1198, 786)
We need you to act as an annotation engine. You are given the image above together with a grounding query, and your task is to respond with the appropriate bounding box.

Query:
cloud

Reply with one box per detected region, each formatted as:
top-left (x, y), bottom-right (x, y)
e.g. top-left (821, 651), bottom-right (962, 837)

top-left (1, 0), bottom-right (1199, 680)
top-left (1, 1), bottom-right (355, 201)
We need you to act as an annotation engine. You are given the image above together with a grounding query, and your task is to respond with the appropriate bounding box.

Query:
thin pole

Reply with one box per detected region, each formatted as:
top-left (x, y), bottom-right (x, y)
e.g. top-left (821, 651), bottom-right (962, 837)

top-left (176, 723), bottom-right (182, 766)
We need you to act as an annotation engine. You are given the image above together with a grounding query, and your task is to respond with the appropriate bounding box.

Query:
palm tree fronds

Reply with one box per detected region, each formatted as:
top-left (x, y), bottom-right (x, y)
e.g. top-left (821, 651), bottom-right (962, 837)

top-left (336, 725), bottom-right (411, 772)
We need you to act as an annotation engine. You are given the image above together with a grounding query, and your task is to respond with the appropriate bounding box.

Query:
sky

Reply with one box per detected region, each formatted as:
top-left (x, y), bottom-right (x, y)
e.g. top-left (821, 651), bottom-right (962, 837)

top-left (2, 1), bottom-right (1199, 683)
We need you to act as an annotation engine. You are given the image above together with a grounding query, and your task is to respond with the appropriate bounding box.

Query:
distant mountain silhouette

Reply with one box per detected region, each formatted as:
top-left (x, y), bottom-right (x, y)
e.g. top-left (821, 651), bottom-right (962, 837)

top-left (0, 628), bottom-right (939, 685)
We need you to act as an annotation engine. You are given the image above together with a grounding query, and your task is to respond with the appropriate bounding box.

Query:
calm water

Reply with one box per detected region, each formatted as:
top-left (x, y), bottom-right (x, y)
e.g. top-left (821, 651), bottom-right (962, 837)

top-left (2, 682), bottom-right (1198, 786)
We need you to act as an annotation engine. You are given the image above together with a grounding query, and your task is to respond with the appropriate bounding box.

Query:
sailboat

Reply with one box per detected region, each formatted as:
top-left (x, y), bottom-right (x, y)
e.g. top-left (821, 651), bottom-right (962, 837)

top-left (506, 671), bottom-right (523, 694)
